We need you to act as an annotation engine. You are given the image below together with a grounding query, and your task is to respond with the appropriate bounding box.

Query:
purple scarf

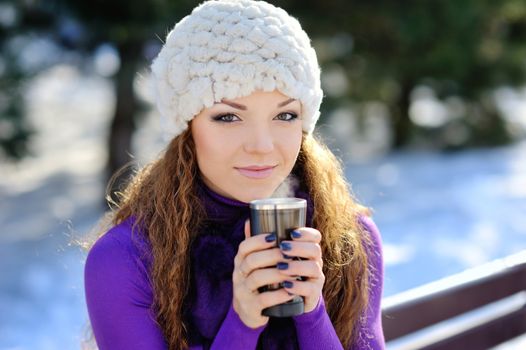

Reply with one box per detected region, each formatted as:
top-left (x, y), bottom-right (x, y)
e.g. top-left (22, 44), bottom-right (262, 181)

top-left (186, 180), bottom-right (314, 349)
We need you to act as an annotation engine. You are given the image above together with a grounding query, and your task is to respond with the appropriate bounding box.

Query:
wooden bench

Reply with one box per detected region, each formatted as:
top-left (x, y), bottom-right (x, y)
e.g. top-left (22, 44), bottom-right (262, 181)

top-left (381, 250), bottom-right (526, 349)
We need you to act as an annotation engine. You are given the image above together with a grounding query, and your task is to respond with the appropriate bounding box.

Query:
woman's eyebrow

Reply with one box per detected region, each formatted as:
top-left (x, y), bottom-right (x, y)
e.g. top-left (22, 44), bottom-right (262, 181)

top-left (277, 98), bottom-right (296, 107)
top-left (215, 98), bottom-right (297, 110)
top-left (215, 100), bottom-right (247, 110)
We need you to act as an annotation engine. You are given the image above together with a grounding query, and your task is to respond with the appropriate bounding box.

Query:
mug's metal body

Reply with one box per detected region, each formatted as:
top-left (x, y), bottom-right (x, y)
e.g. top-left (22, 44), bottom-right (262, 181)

top-left (250, 198), bottom-right (306, 317)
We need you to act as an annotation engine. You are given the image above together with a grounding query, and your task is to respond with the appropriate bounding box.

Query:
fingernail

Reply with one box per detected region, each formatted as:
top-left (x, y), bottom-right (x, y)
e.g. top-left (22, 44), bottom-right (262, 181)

top-left (291, 230), bottom-right (301, 239)
top-left (280, 242), bottom-right (292, 251)
top-left (265, 234), bottom-right (276, 242)
top-left (282, 280), bottom-right (294, 288)
top-left (277, 262), bottom-right (289, 270)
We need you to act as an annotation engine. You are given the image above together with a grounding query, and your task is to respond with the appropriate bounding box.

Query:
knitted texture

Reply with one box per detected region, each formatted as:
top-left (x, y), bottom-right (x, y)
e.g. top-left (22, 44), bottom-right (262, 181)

top-left (151, 0), bottom-right (323, 138)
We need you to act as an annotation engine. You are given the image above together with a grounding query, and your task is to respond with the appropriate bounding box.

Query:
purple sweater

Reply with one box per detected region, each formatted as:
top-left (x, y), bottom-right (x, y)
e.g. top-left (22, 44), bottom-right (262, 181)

top-left (84, 183), bottom-right (385, 349)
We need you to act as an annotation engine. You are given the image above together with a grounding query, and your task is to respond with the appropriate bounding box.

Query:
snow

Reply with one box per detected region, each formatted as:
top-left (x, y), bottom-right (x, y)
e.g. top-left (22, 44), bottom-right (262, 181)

top-left (345, 142), bottom-right (526, 296)
top-left (0, 65), bottom-right (108, 349)
top-left (1, 64), bottom-right (525, 349)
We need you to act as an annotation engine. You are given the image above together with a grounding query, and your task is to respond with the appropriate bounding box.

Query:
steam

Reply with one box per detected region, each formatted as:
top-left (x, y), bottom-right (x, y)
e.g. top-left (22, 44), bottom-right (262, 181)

top-left (271, 174), bottom-right (299, 198)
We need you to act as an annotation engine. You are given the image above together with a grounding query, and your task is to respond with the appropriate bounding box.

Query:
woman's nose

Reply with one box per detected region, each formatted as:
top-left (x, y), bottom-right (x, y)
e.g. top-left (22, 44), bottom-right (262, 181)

top-left (243, 126), bottom-right (274, 154)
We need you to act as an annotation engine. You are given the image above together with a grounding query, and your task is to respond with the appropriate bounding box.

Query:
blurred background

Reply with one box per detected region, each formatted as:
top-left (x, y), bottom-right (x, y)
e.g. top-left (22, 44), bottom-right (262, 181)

top-left (1, 0), bottom-right (525, 348)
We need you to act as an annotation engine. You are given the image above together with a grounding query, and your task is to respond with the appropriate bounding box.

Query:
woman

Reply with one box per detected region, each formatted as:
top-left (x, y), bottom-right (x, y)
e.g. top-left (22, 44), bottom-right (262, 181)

top-left (84, 1), bottom-right (385, 349)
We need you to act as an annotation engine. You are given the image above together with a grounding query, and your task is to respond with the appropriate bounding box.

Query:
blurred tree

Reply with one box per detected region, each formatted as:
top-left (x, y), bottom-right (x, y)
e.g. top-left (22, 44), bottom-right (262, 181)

top-left (0, 0), bottom-right (56, 160)
top-left (3, 0), bottom-right (526, 181)
top-left (279, 0), bottom-right (526, 149)
top-left (64, 0), bottom-right (197, 204)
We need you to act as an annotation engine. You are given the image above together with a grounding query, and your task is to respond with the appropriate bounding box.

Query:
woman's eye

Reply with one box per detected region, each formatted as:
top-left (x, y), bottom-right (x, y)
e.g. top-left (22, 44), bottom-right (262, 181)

top-left (275, 112), bottom-right (298, 121)
top-left (212, 113), bottom-right (240, 122)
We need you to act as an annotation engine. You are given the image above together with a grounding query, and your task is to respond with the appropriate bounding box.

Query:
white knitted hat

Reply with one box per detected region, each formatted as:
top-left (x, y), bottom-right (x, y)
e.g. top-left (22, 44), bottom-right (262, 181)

top-left (151, 0), bottom-right (323, 138)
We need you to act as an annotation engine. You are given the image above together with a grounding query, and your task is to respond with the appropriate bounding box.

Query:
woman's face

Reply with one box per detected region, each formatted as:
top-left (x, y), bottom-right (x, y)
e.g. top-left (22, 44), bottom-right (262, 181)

top-left (191, 90), bottom-right (303, 203)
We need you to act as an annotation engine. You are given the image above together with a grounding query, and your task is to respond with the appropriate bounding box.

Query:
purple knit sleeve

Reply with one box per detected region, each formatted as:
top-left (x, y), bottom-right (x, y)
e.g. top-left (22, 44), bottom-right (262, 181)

top-left (209, 303), bottom-right (266, 349)
top-left (353, 215), bottom-right (385, 350)
top-left (84, 223), bottom-right (168, 350)
top-left (293, 296), bottom-right (344, 350)
top-left (292, 215), bottom-right (385, 350)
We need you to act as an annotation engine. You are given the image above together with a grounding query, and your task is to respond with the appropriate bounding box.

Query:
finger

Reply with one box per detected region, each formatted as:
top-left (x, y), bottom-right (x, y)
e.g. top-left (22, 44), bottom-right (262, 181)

top-left (257, 289), bottom-right (297, 310)
top-left (244, 266), bottom-right (291, 292)
top-left (234, 236), bottom-right (277, 284)
top-left (235, 233), bottom-right (277, 264)
top-left (239, 248), bottom-right (283, 277)
top-left (281, 279), bottom-right (323, 298)
top-left (276, 260), bottom-right (323, 279)
top-left (244, 219), bottom-right (251, 240)
top-left (290, 227), bottom-right (321, 243)
top-left (279, 241), bottom-right (322, 261)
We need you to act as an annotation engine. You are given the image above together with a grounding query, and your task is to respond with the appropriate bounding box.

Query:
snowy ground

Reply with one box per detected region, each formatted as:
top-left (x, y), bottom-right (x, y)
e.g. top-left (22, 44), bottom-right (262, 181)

top-left (0, 65), bottom-right (525, 349)
top-left (345, 141), bottom-right (526, 296)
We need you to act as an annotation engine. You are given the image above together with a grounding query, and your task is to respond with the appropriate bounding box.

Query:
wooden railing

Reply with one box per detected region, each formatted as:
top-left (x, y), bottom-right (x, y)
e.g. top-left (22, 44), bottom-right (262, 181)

top-left (381, 250), bottom-right (526, 350)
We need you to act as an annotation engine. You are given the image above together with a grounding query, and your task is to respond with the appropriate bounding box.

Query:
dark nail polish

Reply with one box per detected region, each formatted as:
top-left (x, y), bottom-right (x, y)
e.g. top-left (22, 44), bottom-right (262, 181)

top-left (277, 262), bottom-right (289, 270)
top-left (280, 242), bottom-right (292, 251)
top-left (283, 254), bottom-right (293, 259)
top-left (265, 234), bottom-right (276, 242)
top-left (291, 230), bottom-right (302, 239)
top-left (282, 280), bottom-right (294, 288)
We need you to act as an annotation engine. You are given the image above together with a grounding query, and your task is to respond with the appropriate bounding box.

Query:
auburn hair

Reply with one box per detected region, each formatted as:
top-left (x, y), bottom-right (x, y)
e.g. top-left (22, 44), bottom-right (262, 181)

top-left (88, 128), bottom-right (371, 349)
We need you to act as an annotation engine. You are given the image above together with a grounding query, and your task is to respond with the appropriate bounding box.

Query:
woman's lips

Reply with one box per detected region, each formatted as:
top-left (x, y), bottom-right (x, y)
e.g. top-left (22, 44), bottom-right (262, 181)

top-left (236, 166), bottom-right (276, 179)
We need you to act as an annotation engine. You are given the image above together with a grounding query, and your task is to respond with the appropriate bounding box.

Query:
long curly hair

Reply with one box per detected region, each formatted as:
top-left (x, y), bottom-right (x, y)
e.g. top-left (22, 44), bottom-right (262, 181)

top-left (88, 128), bottom-right (370, 349)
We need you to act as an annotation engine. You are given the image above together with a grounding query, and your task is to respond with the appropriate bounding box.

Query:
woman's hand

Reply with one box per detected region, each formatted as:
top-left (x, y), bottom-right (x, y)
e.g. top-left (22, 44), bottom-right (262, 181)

top-left (278, 227), bottom-right (325, 313)
top-left (232, 220), bottom-right (297, 328)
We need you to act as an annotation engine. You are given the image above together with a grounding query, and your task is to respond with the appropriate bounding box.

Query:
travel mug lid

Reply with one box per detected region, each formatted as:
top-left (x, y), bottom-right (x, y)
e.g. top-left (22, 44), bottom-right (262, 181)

top-left (250, 198), bottom-right (306, 210)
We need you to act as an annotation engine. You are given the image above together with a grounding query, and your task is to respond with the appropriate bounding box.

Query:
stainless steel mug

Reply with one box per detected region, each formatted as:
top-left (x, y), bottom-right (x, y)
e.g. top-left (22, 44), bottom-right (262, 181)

top-left (249, 197), bottom-right (306, 317)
